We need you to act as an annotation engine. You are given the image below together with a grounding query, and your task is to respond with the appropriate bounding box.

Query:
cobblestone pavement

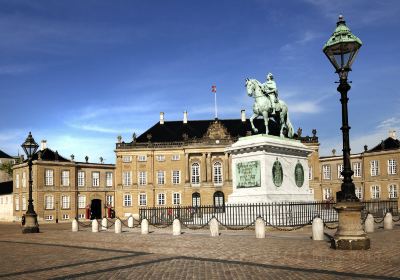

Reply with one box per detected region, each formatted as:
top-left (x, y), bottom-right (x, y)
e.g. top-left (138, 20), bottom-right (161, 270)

top-left (0, 222), bottom-right (399, 279)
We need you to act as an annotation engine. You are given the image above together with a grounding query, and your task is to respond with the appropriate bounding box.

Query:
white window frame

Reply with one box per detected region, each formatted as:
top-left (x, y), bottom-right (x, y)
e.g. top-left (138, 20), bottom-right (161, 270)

top-left (22, 196), bottom-right (26, 211)
top-left (22, 172), bottom-right (26, 188)
top-left (322, 165), bottom-right (331, 180)
top-left (337, 164), bottom-right (343, 179)
top-left (122, 156), bottom-right (132, 163)
top-left (370, 160), bottom-right (379, 176)
top-left (389, 184), bottom-right (398, 199)
top-left (92, 172), bottom-right (100, 187)
top-left (123, 171), bottom-right (132, 186)
top-left (106, 195), bottom-right (114, 207)
top-left (61, 195), bottom-right (70, 209)
top-left (45, 169), bottom-right (54, 186)
top-left (139, 193), bottom-right (147, 206)
top-left (171, 154), bottom-right (180, 161)
top-left (16, 174), bottom-right (20, 188)
top-left (78, 195), bottom-right (86, 209)
top-left (15, 196), bottom-right (19, 211)
top-left (123, 194), bottom-right (132, 207)
top-left (371, 185), bottom-right (380, 199)
top-left (62, 214), bottom-right (69, 220)
top-left (308, 166), bottom-right (313, 181)
top-left (172, 170), bottom-right (181, 185)
top-left (45, 215), bottom-right (54, 221)
top-left (323, 188), bottom-right (332, 200)
top-left (157, 193), bottom-right (166, 206)
top-left (45, 195), bottom-right (54, 210)
top-left (61, 170), bottom-right (70, 186)
top-left (388, 159), bottom-right (397, 175)
top-left (355, 187), bottom-right (363, 200)
top-left (139, 171), bottom-right (147, 186)
top-left (78, 171), bottom-right (85, 187)
top-left (173, 192), bottom-right (181, 205)
top-left (213, 161), bottom-right (223, 185)
top-left (106, 172), bottom-right (113, 187)
top-left (156, 155), bottom-right (165, 162)
top-left (78, 213), bottom-right (85, 219)
top-left (138, 155), bottom-right (147, 162)
top-left (353, 162), bottom-right (361, 178)
top-left (191, 162), bottom-right (200, 185)
top-left (157, 171), bottom-right (165, 185)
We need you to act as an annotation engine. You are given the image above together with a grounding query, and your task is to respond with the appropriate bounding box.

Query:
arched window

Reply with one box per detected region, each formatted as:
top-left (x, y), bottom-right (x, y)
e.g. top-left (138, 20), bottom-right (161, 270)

top-left (213, 191), bottom-right (225, 212)
top-left (192, 192), bottom-right (201, 207)
top-left (191, 162), bottom-right (200, 185)
top-left (213, 161), bottom-right (223, 185)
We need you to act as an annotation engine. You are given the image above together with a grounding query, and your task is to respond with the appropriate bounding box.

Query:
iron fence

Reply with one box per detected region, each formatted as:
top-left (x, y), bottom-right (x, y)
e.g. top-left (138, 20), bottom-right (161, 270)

top-left (139, 200), bottom-right (398, 227)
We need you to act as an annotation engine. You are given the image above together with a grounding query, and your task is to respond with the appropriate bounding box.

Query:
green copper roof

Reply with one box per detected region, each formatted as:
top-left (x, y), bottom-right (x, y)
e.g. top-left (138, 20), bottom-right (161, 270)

top-left (323, 15), bottom-right (362, 51)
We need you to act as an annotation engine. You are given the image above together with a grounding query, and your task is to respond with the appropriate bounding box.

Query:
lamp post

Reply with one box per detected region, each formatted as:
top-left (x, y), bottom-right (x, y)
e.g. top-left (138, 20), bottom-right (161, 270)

top-left (21, 132), bottom-right (40, 233)
top-left (323, 15), bottom-right (369, 250)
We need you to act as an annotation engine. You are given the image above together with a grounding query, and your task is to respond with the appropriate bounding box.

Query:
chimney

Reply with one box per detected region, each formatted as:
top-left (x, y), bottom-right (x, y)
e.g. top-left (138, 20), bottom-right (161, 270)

top-left (40, 140), bottom-right (47, 150)
top-left (241, 110), bottom-right (246, 122)
top-left (332, 149), bottom-right (336, 156)
top-left (364, 145), bottom-right (368, 152)
top-left (117, 135), bottom-right (122, 143)
top-left (389, 130), bottom-right (396, 139)
top-left (160, 112), bottom-right (165, 124)
top-left (183, 111), bottom-right (188, 124)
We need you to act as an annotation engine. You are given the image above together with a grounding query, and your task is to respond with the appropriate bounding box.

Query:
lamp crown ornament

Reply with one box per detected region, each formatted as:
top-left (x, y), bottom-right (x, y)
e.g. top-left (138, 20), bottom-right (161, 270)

top-left (21, 131), bottom-right (39, 159)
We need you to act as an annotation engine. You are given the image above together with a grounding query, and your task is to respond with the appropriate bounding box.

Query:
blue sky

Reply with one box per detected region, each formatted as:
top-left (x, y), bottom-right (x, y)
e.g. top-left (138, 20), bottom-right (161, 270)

top-left (1, 0), bottom-right (400, 163)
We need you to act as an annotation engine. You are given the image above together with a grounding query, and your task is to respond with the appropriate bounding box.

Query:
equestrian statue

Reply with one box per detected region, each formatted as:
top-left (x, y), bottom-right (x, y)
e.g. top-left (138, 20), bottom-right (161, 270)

top-left (245, 73), bottom-right (294, 138)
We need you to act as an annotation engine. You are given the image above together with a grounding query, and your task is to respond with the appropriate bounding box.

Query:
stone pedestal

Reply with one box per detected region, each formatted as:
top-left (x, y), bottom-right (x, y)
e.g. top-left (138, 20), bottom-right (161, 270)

top-left (22, 212), bottom-right (40, 233)
top-left (331, 202), bottom-right (370, 250)
top-left (226, 135), bottom-right (313, 204)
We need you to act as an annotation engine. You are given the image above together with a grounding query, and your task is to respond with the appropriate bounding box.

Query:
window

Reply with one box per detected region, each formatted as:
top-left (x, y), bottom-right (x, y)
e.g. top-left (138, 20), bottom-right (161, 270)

top-left (22, 196), bottom-right (26, 211)
top-left (78, 213), bottom-right (85, 219)
top-left (191, 163), bottom-right (200, 185)
top-left (214, 191), bottom-right (225, 207)
top-left (370, 160), bottom-right (379, 176)
top-left (78, 195), bottom-right (86, 209)
top-left (156, 155), bottom-right (165, 162)
top-left (213, 162), bottom-right (223, 185)
top-left (15, 196), bottom-right (19, 211)
top-left (16, 174), bottom-right (19, 188)
top-left (172, 170), bottom-right (180, 185)
top-left (139, 193), bottom-right (147, 206)
top-left (355, 187), bottom-right (363, 200)
top-left (123, 171), bottom-right (132, 186)
top-left (323, 188), bottom-right (332, 200)
top-left (389, 184), bottom-right (398, 199)
top-left (92, 172), bottom-right (100, 187)
top-left (192, 192), bottom-right (201, 207)
top-left (45, 215), bottom-right (54, 221)
top-left (388, 159), bottom-right (397, 175)
top-left (78, 171), bottom-right (85, 187)
top-left (337, 164), bottom-right (343, 179)
top-left (123, 194), bottom-right (132, 207)
top-left (22, 172), bottom-right (26, 188)
top-left (61, 170), bottom-right (70, 186)
top-left (61, 195), bottom-right (70, 209)
top-left (122, 156), bottom-right (132, 163)
top-left (62, 214), bottom-right (69, 220)
top-left (173, 193), bottom-right (181, 205)
top-left (106, 172), bottom-right (113, 187)
top-left (353, 162), bottom-right (361, 178)
top-left (157, 171), bottom-right (165, 185)
top-left (106, 195), bottom-right (114, 207)
top-left (157, 193), bottom-right (165, 206)
top-left (172, 154), bottom-right (180, 161)
top-left (308, 166), bottom-right (313, 181)
top-left (45, 195), bottom-right (54, 209)
top-left (139, 171), bottom-right (147, 186)
top-left (45, 169), bottom-right (54, 186)
top-left (371, 185), bottom-right (380, 199)
top-left (138, 155), bottom-right (147, 162)
top-left (322, 165), bottom-right (331, 180)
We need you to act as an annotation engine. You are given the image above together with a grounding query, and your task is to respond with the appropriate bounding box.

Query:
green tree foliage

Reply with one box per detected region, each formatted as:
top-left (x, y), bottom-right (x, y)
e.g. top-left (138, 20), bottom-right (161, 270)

top-left (0, 161), bottom-right (14, 176)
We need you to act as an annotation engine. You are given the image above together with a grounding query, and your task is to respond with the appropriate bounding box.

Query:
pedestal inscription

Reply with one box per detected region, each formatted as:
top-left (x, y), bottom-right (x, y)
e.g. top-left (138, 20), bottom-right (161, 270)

top-left (236, 161), bottom-right (261, 188)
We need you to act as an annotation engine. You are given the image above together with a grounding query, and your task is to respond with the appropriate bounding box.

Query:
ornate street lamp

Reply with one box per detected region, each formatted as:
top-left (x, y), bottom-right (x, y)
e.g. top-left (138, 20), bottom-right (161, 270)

top-left (323, 15), bottom-right (369, 249)
top-left (21, 132), bottom-right (40, 233)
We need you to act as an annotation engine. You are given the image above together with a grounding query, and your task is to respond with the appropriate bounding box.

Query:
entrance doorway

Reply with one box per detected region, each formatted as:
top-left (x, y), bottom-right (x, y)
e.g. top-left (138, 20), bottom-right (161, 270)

top-left (90, 199), bottom-right (102, 219)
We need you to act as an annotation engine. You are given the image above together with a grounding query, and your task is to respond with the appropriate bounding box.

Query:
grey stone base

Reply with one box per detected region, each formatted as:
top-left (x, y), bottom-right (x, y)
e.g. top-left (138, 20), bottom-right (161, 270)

top-left (331, 237), bottom-right (370, 250)
top-left (22, 226), bottom-right (40, 234)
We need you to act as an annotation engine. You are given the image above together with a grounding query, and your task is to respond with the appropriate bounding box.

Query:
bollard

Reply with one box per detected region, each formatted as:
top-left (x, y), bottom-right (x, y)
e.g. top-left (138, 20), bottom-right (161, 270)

top-left (312, 217), bottom-right (324, 241)
top-left (114, 219), bottom-right (122, 233)
top-left (172, 219), bottom-right (181, 236)
top-left (92, 219), bottom-right (99, 233)
top-left (209, 218), bottom-right (219, 237)
top-left (364, 214), bottom-right (374, 233)
top-left (141, 218), bottom-right (149, 235)
top-left (384, 212), bottom-right (393, 230)
top-left (101, 218), bottom-right (108, 231)
top-left (255, 217), bottom-right (265, 239)
top-left (128, 216), bottom-right (134, 228)
top-left (72, 219), bottom-right (79, 232)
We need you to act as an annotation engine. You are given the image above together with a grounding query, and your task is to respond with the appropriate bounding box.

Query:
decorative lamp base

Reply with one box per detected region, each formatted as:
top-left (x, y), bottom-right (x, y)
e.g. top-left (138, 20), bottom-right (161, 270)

top-left (22, 212), bottom-right (40, 234)
top-left (331, 202), bottom-right (370, 250)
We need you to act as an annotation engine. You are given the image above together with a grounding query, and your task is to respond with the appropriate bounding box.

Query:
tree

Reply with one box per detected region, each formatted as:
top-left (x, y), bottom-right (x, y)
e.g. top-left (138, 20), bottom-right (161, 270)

top-left (0, 161), bottom-right (14, 177)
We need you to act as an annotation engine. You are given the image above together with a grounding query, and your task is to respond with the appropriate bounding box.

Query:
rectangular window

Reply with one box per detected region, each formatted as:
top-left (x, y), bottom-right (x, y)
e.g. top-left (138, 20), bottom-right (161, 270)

top-left (92, 172), bottom-right (100, 187)
top-left (172, 154), bottom-right (180, 161)
top-left (123, 171), bottom-right (132, 186)
top-left (22, 172), bottom-right (26, 188)
top-left (61, 195), bottom-right (70, 209)
top-left (138, 155), bottom-right (147, 162)
top-left (370, 160), bottom-right (379, 176)
top-left (323, 188), bottom-right (332, 200)
top-left (156, 155), bottom-right (165, 162)
top-left (16, 174), bottom-right (20, 188)
top-left (353, 162), bottom-right (362, 178)
top-left (78, 213), bottom-right (85, 219)
top-left (157, 171), bottom-right (165, 185)
top-left (122, 156), bottom-right (132, 163)
top-left (308, 166), bottom-right (313, 181)
top-left (172, 170), bottom-right (181, 185)
top-left (61, 170), bottom-right (70, 186)
top-left (388, 159), bottom-right (397, 175)
top-left (123, 194), bottom-right (132, 207)
top-left (78, 195), bottom-right (86, 209)
top-left (389, 184), bottom-right (398, 199)
top-left (158, 193), bottom-right (165, 206)
top-left (62, 214), bottom-right (69, 220)
top-left (213, 162), bottom-right (223, 185)
top-left (78, 171), bottom-right (85, 187)
top-left (337, 164), bottom-right (343, 179)
top-left (355, 187), bottom-right (363, 200)
top-left (106, 195), bottom-right (114, 207)
top-left (45, 195), bottom-right (54, 210)
top-left (371, 185), bottom-right (380, 199)
top-left (139, 171), bottom-right (147, 186)
top-left (191, 163), bottom-right (200, 185)
top-left (106, 172), bottom-right (113, 187)
top-left (15, 196), bottom-right (19, 210)
top-left (139, 193), bottom-right (147, 206)
top-left (45, 169), bottom-right (54, 186)
top-left (322, 165), bottom-right (331, 180)
top-left (45, 215), bottom-right (53, 221)
top-left (173, 193), bottom-right (181, 205)
top-left (22, 196), bottom-right (26, 211)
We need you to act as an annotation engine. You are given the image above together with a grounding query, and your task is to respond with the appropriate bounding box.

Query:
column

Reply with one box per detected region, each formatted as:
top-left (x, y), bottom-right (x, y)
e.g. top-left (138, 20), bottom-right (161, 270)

top-left (185, 153), bottom-right (189, 183)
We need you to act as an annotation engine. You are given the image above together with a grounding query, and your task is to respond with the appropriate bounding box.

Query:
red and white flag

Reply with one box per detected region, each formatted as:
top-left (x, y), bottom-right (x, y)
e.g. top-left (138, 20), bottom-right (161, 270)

top-left (211, 85), bottom-right (217, 93)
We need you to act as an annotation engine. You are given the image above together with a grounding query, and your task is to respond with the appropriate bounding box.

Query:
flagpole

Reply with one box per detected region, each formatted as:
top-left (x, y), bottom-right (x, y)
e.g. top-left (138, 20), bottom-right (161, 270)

top-left (212, 85), bottom-right (217, 119)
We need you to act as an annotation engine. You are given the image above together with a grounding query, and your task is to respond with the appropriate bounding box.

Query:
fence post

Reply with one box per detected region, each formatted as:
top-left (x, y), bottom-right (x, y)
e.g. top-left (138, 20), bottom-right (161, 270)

top-left (364, 214), bottom-right (374, 233)
top-left (141, 218), bottom-right (149, 235)
top-left (128, 216), bottom-right (134, 228)
top-left (172, 219), bottom-right (181, 236)
top-left (115, 219), bottom-right (122, 234)
top-left (72, 219), bottom-right (79, 232)
top-left (101, 218), bottom-right (108, 231)
top-left (209, 217), bottom-right (219, 237)
top-left (312, 217), bottom-right (324, 241)
top-left (384, 212), bottom-right (393, 230)
top-left (92, 219), bottom-right (99, 233)
top-left (255, 217), bottom-right (265, 239)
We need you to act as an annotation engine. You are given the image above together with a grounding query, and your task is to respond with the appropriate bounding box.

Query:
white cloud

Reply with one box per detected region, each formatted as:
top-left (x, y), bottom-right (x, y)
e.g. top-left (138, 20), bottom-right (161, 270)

top-left (377, 117), bottom-right (400, 130)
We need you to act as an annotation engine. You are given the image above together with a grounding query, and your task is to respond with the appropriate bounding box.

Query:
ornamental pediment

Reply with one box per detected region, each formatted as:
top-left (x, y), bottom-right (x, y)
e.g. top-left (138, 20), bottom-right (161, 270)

top-left (203, 121), bottom-right (231, 141)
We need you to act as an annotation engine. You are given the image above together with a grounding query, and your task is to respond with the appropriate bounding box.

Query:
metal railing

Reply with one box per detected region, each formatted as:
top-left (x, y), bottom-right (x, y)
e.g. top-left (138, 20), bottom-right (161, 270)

top-left (139, 200), bottom-right (398, 227)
